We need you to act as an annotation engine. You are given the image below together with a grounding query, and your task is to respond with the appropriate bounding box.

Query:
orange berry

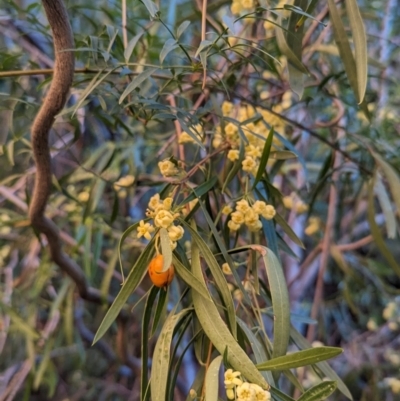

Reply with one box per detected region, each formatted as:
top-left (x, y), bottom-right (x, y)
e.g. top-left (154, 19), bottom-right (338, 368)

top-left (148, 254), bottom-right (174, 288)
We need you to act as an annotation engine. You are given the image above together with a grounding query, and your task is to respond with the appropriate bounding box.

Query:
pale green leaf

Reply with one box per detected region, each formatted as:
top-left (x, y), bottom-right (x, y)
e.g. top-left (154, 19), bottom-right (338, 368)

top-left (140, 0), bottom-right (159, 17)
top-left (256, 347), bottom-right (342, 371)
top-left (119, 68), bottom-right (158, 104)
top-left (151, 308), bottom-right (191, 401)
top-left (160, 39), bottom-right (179, 63)
top-left (124, 31), bottom-right (144, 62)
top-left (205, 355), bottom-right (223, 401)
top-left (160, 227), bottom-right (172, 271)
top-left (177, 21), bottom-right (190, 39)
top-left (191, 237), bottom-right (269, 390)
top-left (345, 0), bottom-right (367, 103)
top-left (297, 381), bottom-right (337, 401)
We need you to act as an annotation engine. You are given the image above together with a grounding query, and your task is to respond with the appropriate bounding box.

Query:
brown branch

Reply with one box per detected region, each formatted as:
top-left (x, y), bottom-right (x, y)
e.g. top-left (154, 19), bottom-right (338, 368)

top-left (28, 0), bottom-right (119, 309)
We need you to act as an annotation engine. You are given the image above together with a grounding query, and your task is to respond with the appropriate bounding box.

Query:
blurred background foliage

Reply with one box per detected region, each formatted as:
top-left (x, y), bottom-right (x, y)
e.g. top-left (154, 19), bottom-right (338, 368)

top-left (1, 0), bottom-right (400, 400)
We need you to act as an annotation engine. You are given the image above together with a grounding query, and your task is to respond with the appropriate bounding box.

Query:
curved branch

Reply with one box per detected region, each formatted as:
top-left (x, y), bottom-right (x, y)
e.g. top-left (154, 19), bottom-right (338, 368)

top-left (28, 1), bottom-right (112, 306)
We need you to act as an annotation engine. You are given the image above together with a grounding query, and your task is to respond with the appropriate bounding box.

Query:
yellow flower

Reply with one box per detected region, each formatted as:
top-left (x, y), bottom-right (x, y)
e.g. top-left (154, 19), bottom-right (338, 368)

top-left (231, 2), bottom-right (242, 15)
top-left (242, 156), bottom-right (257, 173)
top-left (226, 388), bottom-right (235, 400)
top-left (224, 369), bottom-right (243, 388)
top-left (137, 220), bottom-right (155, 241)
top-left (242, 0), bottom-right (254, 10)
top-left (168, 225), bottom-right (184, 241)
top-left (148, 194), bottom-right (161, 210)
top-left (236, 199), bottom-right (250, 213)
top-left (231, 211), bottom-right (245, 225)
top-left (225, 122), bottom-right (238, 138)
top-left (77, 191), bottom-right (90, 202)
top-left (158, 159), bottom-right (179, 177)
top-left (244, 209), bottom-right (259, 227)
top-left (296, 202), bottom-right (309, 214)
top-left (252, 200), bottom-right (267, 215)
top-left (222, 263), bottom-right (232, 275)
top-left (248, 220), bottom-right (263, 232)
top-left (282, 195), bottom-right (293, 209)
top-left (262, 205), bottom-right (276, 220)
top-left (222, 205), bottom-right (233, 215)
top-left (383, 302), bottom-right (396, 320)
top-left (228, 149), bottom-right (240, 162)
top-left (228, 220), bottom-right (241, 231)
top-left (115, 174), bottom-right (135, 188)
top-left (154, 210), bottom-right (175, 228)
top-left (222, 101), bottom-right (233, 115)
top-left (250, 384), bottom-right (271, 401)
top-left (236, 382), bottom-right (256, 401)
top-left (163, 197), bottom-right (173, 210)
top-left (245, 144), bottom-right (262, 159)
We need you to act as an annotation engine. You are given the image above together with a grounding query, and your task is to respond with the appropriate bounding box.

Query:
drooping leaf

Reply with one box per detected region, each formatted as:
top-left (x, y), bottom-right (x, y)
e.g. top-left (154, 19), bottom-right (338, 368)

top-left (160, 227), bottom-right (172, 272)
top-left (205, 355), bottom-right (223, 401)
top-left (119, 68), bottom-right (158, 104)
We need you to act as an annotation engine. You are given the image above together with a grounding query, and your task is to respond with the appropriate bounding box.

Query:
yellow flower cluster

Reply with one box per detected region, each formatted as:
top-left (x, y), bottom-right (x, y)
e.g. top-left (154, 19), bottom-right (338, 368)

top-left (137, 194), bottom-right (184, 250)
top-left (385, 377), bottom-right (400, 394)
top-left (304, 217), bottom-right (321, 236)
top-left (113, 174), bottom-right (135, 199)
top-left (224, 369), bottom-right (271, 401)
top-left (227, 199), bottom-right (275, 232)
top-left (158, 159), bottom-right (179, 177)
top-left (282, 192), bottom-right (309, 214)
top-left (383, 300), bottom-right (400, 331)
top-left (213, 101), bottom-right (289, 176)
top-left (231, 0), bottom-right (254, 15)
top-left (178, 124), bottom-right (203, 144)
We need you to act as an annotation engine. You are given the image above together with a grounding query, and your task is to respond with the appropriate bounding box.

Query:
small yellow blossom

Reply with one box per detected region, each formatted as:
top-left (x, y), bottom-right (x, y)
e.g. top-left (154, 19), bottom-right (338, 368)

top-left (137, 220), bottom-right (155, 241)
top-left (233, 289), bottom-right (243, 302)
top-left (226, 388), bottom-right (235, 400)
top-left (248, 220), bottom-right (263, 232)
top-left (117, 189), bottom-right (127, 199)
top-left (222, 101), bottom-right (233, 115)
top-left (163, 197), bottom-right (173, 210)
top-left (388, 321), bottom-right (398, 331)
top-left (148, 194), bottom-right (161, 210)
top-left (252, 200), bottom-right (267, 215)
top-left (245, 144), bottom-right (262, 159)
top-left (189, 389), bottom-right (197, 399)
top-left (224, 369), bottom-right (243, 387)
top-left (386, 377), bottom-right (400, 394)
top-left (367, 318), bottom-right (378, 331)
top-left (262, 205), bottom-right (276, 220)
top-left (77, 191), bottom-right (90, 202)
top-left (236, 382), bottom-right (256, 401)
top-left (282, 195), bottom-right (293, 209)
top-left (178, 132), bottom-right (196, 144)
top-left (242, 156), bottom-right (257, 173)
top-left (244, 209), bottom-right (259, 227)
top-left (212, 132), bottom-right (223, 148)
top-left (222, 205), bottom-right (233, 215)
top-left (383, 302), bottom-right (396, 320)
top-left (168, 225), bottom-right (184, 241)
top-left (228, 220), bottom-right (241, 231)
top-left (225, 122), bottom-right (239, 138)
top-left (231, 211), bottom-right (245, 225)
top-left (158, 159), bottom-right (179, 177)
top-left (154, 210), bottom-right (175, 228)
top-left (114, 174), bottom-right (135, 188)
top-left (236, 199), bottom-right (250, 213)
top-left (222, 263), bottom-right (232, 275)
top-left (296, 202), bottom-right (309, 214)
top-left (250, 384), bottom-right (271, 401)
top-left (305, 217), bottom-right (320, 236)
top-left (228, 149), bottom-right (240, 162)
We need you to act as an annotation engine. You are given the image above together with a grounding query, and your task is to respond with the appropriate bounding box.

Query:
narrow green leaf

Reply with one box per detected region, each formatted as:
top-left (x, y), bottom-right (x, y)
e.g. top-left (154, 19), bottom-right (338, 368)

top-left (372, 151), bottom-right (400, 219)
top-left (191, 236), bottom-right (270, 390)
top-left (256, 347), bottom-right (342, 371)
top-left (345, 0), bottom-right (367, 103)
top-left (237, 319), bottom-right (275, 386)
top-left (270, 386), bottom-right (296, 401)
top-left (140, 0), bottom-right (159, 17)
top-left (33, 338), bottom-right (54, 390)
top-left (151, 288), bottom-right (168, 336)
top-left (172, 255), bottom-right (212, 301)
top-left (0, 303), bottom-right (40, 340)
top-left (276, 16), bottom-right (308, 75)
top-left (290, 326), bottom-right (353, 401)
top-left (119, 68), bottom-right (158, 104)
top-left (179, 176), bottom-right (218, 207)
top-left (93, 239), bottom-right (155, 344)
top-left (367, 177), bottom-right (400, 277)
top-left (141, 286), bottom-right (159, 401)
top-left (177, 21), bottom-right (190, 39)
top-left (270, 150), bottom-right (298, 160)
top-left (298, 381), bottom-right (337, 401)
top-left (124, 31), bottom-right (144, 62)
top-left (195, 40), bottom-right (213, 58)
top-left (374, 173), bottom-right (397, 239)
top-left (251, 246), bottom-right (290, 359)
top-left (205, 355), bottom-right (223, 401)
top-left (160, 227), bottom-right (172, 272)
top-left (274, 213), bottom-right (305, 249)
top-left (151, 308), bottom-right (191, 401)
top-left (160, 39), bottom-right (179, 63)
top-left (253, 127), bottom-right (274, 189)
top-left (181, 219), bottom-right (237, 338)
top-left (327, 0), bottom-right (359, 101)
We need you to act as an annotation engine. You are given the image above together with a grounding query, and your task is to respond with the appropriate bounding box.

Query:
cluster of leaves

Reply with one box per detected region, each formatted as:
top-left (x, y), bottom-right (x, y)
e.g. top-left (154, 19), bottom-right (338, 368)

top-left (1, 0), bottom-right (400, 400)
